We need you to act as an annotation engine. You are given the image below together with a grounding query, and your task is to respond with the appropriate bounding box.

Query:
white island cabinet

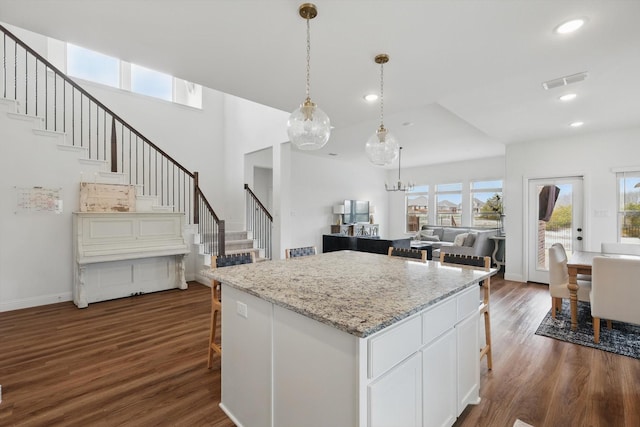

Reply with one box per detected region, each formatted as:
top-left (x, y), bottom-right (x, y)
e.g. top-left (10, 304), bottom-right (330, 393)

top-left (206, 251), bottom-right (493, 427)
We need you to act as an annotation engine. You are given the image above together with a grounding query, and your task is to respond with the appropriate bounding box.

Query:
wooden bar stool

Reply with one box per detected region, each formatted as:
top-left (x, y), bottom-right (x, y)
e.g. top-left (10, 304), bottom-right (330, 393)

top-left (388, 246), bottom-right (427, 262)
top-left (207, 252), bottom-right (255, 368)
top-left (284, 246), bottom-right (317, 259)
top-left (440, 252), bottom-right (493, 370)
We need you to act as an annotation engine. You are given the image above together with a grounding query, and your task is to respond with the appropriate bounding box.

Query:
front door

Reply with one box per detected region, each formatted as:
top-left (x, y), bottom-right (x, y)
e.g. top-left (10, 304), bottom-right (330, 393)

top-left (527, 177), bottom-right (584, 283)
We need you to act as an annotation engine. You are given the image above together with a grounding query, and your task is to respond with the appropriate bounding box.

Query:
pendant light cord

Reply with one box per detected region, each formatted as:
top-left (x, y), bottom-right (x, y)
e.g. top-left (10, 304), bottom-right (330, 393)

top-left (379, 62), bottom-right (384, 128)
top-left (306, 18), bottom-right (311, 100)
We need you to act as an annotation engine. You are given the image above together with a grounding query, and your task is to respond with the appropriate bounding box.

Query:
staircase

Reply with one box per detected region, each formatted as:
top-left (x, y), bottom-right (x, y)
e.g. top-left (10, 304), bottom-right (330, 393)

top-left (1, 97), bottom-right (176, 213)
top-left (0, 24), bottom-right (274, 296)
top-left (0, 23), bottom-right (224, 256)
top-left (0, 98), bottom-right (190, 217)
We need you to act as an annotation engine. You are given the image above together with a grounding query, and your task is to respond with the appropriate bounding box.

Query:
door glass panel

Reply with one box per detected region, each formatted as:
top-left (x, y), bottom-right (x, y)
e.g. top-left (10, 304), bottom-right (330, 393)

top-left (536, 183), bottom-right (574, 269)
top-left (528, 177), bottom-right (583, 283)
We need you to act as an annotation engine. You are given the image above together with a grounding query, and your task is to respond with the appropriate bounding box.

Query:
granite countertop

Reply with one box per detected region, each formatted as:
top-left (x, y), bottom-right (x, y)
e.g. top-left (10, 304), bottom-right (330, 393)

top-left (203, 250), bottom-right (495, 338)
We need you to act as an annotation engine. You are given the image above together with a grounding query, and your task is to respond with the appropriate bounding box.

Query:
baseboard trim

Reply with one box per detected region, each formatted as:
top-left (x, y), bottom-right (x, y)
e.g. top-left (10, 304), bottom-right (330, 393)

top-left (194, 272), bottom-right (211, 287)
top-left (0, 292), bottom-right (72, 312)
top-left (504, 273), bottom-right (525, 282)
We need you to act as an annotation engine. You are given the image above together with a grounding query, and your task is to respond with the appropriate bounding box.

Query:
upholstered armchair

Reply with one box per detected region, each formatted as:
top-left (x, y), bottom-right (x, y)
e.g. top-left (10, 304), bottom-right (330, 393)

top-left (548, 243), bottom-right (591, 318)
top-left (590, 256), bottom-right (640, 343)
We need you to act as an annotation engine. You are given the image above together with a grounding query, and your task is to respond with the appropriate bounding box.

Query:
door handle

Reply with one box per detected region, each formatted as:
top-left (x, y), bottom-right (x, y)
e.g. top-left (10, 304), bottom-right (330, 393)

top-left (577, 236), bottom-right (583, 241)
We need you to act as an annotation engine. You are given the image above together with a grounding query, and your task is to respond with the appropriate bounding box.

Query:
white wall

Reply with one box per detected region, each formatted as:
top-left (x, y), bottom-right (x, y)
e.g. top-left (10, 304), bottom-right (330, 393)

top-left (223, 96), bottom-right (289, 231)
top-left (387, 156), bottom-right (506, 237)
top-left (0, 108), bottom-right (94, 310)
top-left (504, 126), bottom-right (640, 282)
top-left (245, 147), bottom-right (274, 212)
top-left (285, 152), bottom-right (388, 258)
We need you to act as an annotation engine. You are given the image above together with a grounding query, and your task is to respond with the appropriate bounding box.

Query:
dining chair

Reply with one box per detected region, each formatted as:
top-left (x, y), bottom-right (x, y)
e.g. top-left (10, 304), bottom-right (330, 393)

top-left (387, 246), bottom-right (427, 261)
top-left (207, 252), bottom-right (255, 368)
top-left (601, 242), bottom-right (640, 256)
top-left (590, 256), bottom-right (640, 343)
top-left (548, 243), bottom-right (591, 318)
top-left (439, 252), bottom-right (493, 370)
top-left (285, 246), bottom-right (317, 259)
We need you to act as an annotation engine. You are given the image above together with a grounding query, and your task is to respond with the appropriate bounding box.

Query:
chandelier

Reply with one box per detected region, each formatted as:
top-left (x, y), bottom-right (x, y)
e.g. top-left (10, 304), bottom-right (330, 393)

top-left (287, 3), bottom-right (331, 151)
top-left (385, 147), bottom-right (414, 192)
top-left (365, 53), bottom-right (399, 166)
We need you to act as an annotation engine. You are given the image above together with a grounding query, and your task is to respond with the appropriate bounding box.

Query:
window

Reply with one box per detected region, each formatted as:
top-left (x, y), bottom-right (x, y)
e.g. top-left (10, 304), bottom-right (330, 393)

top-left (617, 172), bottom-right (640, 243)
top-left (406, 185), bottom-right (429, 233)
top-left (131, 64), bottom-right (172, 101)
top-left (174, 78), bottom-right (203, 109)
top-left (67, 43), bottom-right (119, 88)
top-left (65, 43), bottom-right (202, 108)
top-left (436, 183), bottom-right (462, 226)
top-left (471, 180), bottom-right (503, 228)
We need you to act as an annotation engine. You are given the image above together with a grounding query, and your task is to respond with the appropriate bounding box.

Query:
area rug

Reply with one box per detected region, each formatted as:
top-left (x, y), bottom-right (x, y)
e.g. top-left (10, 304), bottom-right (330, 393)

top-left (535, 300), bottom-right (640, 360)
top-left (514, 420), bottom-right (534, 427)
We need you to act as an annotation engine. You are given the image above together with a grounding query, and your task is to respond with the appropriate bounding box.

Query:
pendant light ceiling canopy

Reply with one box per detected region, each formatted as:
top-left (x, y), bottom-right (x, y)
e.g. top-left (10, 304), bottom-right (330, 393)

top-left (287, 3), bottom-right (331, 151)
top-left (365, 53), bottom-right (399, 166)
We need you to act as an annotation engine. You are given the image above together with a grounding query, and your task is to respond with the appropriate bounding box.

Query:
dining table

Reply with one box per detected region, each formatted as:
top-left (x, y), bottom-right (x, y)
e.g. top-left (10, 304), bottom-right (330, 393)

top-left (566, 250), bottom-right (600, 330)
top-left (566, 250), bottom-right (640, 330)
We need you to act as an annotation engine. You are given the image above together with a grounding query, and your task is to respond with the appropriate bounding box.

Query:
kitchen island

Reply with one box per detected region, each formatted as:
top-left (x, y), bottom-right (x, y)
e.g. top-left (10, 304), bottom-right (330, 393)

top-left (206, 250), bottom-right (495, 427)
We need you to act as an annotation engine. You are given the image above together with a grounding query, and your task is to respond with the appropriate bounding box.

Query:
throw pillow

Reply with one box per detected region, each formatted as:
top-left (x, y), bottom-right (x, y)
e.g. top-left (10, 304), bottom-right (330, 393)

top-left (453, 233), bottom-right (468, 246)
top-left (420, 235), bottom-right (441, 242)
top-left (463, 232), bottom-right (477, 247)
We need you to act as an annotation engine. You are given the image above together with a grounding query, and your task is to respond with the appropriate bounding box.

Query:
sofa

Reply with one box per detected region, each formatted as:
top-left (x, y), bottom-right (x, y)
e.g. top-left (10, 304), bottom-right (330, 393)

top-left (414, 226), bottom-right (497, 259)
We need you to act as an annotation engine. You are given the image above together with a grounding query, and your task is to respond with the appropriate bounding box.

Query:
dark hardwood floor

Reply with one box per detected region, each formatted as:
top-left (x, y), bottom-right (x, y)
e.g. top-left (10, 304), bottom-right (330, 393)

top-left (1, 277), bottom-right (638, 426)
top-left (455, 276), bottom-right (640, 427)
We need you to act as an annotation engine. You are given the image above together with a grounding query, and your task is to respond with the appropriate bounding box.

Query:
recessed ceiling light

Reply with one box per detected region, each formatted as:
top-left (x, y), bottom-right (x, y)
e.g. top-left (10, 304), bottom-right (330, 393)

top-left (364, 94), bottom-right (378, 102)
top-left (559, 93), bottom-right (577, 102)
top-left (570, 121), bottom-right (584, 128)
top-left (555, 18), bottom-right (586, 34)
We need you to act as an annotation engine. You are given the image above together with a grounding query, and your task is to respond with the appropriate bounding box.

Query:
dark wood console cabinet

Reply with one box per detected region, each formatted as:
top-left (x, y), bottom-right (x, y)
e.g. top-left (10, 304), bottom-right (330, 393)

top-left (322, 234), bottom-right (410, 255)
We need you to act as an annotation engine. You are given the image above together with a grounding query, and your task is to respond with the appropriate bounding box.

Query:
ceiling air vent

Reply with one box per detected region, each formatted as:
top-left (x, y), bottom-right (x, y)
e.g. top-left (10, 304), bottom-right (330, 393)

top-left (542, 71), bottom-right (588, 90)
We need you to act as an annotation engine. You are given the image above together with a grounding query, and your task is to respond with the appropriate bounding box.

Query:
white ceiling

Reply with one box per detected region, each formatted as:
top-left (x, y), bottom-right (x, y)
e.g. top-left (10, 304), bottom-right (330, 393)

top-left (2, 0), bottom-right (639, 169)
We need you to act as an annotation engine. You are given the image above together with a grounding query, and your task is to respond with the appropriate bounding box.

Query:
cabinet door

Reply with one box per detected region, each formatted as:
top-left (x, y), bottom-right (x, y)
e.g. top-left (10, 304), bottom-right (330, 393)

top-left (368, 353), bottom-right (422, 427)
top-left (422, 329), bottom-right (456, 427)
top-left (456, 312), bottom-right (480, 416)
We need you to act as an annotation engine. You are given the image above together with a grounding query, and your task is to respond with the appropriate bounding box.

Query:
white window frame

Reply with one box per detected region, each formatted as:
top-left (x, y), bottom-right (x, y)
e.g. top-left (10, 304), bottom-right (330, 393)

top-left (470, 180), bottom-right (503, 228)
top-left (405, 185), bottom-right (429, 233)
top-left (616, 171), bottom-right (640, 243)
top-left (436, 183), bottom-right (462, 227)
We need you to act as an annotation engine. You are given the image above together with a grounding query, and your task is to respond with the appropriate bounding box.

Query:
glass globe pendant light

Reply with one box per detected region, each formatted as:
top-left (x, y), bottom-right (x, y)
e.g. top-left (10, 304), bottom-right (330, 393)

top-left (365, 54), bottom-right (399, 166)
top-left (287, 3), bottom-right (331, 151)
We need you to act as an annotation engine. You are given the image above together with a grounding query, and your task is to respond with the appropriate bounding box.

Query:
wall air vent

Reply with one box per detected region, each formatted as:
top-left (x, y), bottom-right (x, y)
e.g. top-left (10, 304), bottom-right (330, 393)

top-left (542, 71), bottom-right (588, 90)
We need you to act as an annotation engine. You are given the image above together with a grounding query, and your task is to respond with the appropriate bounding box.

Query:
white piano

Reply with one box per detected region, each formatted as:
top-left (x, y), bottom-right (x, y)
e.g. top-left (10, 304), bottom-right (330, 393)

top-left (73, 212), bottom-right (190, 308)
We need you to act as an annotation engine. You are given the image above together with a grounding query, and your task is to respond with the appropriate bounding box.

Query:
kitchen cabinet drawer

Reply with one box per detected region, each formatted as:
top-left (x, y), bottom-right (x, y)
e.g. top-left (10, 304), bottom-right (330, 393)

top-left (457, 285), bottom-right (479, 321)
top-left (368, 315), bottom-right (421, 379)
top-left (422, 297), bottom-right (456, 345)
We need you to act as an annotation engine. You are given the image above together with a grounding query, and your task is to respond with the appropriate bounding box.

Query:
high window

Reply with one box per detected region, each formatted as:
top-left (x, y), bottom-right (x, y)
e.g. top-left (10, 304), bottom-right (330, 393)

top-left (617, 172), bottom-right (640, 243)
top-left (67, 43), bottom-right (120, 88)
top-left (406, 185), bottom-right (429, 233)
top-left (66, 43), bottom-right (202, 108)
top-left (436, 183), bottom-right (462, 226)
top-left (131, 64), bottom-right (172, 101)
top-left (471, 180), bottom-right (503, 228)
